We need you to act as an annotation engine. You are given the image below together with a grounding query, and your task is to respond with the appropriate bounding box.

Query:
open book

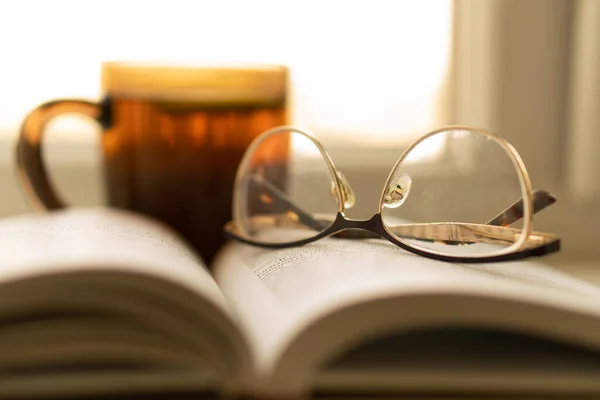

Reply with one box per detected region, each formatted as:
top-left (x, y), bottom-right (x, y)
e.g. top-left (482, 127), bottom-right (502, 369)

top-left (2, 207), bottom-right (600, 399)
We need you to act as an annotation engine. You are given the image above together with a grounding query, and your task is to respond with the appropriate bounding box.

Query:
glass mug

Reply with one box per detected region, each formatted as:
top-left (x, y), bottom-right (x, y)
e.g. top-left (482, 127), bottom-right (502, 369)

top-left (17, 62), bottom-right (288, 263)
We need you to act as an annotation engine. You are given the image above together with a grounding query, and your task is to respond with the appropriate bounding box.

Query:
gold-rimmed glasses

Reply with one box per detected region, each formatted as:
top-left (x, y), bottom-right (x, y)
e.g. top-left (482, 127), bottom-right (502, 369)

top-left (224, 126), bottom-right (560, 262)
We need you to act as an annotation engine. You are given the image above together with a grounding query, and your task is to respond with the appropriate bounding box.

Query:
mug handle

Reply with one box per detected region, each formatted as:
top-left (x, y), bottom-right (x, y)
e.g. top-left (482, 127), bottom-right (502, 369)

top-left (16, 100), bottom-right (104, 211)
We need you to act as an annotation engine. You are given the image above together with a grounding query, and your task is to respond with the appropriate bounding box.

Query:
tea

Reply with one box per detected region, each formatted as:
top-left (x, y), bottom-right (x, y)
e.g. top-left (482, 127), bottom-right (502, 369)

top-left (102, 97), bottom-right (286, 263)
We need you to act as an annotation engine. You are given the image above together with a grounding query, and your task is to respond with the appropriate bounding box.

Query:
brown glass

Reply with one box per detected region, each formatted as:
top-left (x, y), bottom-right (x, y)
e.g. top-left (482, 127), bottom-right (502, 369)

top-left (17, 63), bottom-right (287, 264)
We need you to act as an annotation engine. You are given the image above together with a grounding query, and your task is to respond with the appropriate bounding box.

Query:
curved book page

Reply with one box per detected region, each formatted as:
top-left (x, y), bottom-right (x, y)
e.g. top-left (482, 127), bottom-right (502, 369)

top-left (213, 238), bottom-right (600, 397)
top-left (0, 207), bottom-right (251, 397)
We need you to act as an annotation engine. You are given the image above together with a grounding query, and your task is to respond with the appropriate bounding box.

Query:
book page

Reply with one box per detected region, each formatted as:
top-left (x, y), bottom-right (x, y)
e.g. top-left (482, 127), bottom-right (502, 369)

top-left (213, 237), bottom-right (600, 395)
top-left (0, 207), bottom-right (251, 388)
top-left (0, 207), bottom-right (227, 309)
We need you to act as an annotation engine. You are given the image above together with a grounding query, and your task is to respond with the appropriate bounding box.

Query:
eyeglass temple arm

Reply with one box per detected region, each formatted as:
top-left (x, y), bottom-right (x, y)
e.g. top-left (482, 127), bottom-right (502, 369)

top-left (335, 189), bottom-right (556, 243)
top-left (249, 175), bottom-right (330, 231)
top-left (485, 189), bottom-right (556, 227)
top-left (250, 174), bottom-right (556, 243)
top-left (383, 222), bottom-right (558, 248)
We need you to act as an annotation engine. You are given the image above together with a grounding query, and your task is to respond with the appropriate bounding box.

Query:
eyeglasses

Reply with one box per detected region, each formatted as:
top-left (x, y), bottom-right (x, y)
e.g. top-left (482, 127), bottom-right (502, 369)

top-left (224, 125), bottom-right (560, 263)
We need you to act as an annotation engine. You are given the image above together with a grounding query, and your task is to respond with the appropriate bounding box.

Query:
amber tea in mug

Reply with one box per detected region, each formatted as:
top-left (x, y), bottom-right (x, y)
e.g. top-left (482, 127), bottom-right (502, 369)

top-left (17, 63), bottom-right (288, 263)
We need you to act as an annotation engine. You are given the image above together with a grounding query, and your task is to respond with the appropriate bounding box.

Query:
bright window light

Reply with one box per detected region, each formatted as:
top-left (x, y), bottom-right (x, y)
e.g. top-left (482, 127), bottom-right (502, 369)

top-left (0, 0), bottom-right (453, 147)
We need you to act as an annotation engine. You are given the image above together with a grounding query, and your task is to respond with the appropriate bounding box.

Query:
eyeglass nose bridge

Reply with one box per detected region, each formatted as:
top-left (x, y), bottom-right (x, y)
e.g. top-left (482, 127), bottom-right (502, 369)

top-left (326, 212), bottom-right (390, 240)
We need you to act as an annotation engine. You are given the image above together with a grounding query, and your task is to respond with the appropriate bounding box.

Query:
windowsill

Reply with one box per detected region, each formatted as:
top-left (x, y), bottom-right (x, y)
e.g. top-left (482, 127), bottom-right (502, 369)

top-left (0, 136), bottom-right (16, 165)
top-left (0, 134), bottom-right (409, 169)
top-left (0, 135), bottom-right (103, 167)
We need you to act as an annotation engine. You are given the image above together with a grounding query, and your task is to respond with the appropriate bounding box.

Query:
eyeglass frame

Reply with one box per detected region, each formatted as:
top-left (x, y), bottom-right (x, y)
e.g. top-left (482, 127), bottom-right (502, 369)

top-left (224, 125), bottom-right (560, 263)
